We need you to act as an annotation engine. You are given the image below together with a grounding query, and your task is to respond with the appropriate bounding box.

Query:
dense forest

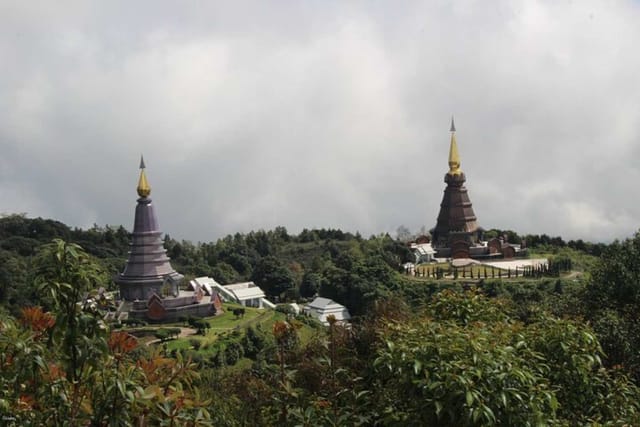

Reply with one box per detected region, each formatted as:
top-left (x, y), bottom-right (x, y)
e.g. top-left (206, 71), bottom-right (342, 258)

top-left (2, 213), bottom-right (640, 425)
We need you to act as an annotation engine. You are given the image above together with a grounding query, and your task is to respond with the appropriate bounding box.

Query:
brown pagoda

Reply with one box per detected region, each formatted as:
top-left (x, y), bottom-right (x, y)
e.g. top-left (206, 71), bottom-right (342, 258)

top-left (115, 157), bottom-right (183, 301)
top-left (431, 119), bottom-right (483, 258)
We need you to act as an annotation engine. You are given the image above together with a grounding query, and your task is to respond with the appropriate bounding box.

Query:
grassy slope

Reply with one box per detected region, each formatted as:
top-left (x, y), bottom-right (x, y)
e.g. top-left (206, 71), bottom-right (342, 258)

top-left (163, 303), bottom-right (319, 353)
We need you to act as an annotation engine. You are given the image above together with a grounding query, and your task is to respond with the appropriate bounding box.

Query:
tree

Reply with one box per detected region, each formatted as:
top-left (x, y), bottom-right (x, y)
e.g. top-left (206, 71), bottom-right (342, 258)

top-left (299, 272), bottom-right (322, 298)
top-left (585, 231), bottom-right (640, 380)
top-left (35, 239), bottom-right (108, 382)
top-left (588, 232), bottom-right (640, 310)
top-left (241, 326), bottom-right (268, 359)
top-left (0, 249), bottom-right (33, 310)
top-left (251, 256), bottom-right (295, 299)
top-left (0, 240), bottom-right (212, 425)
top-left (372, 290), bottom-right (640, 425)
top-left (211, 261), bottom-right (240, 284)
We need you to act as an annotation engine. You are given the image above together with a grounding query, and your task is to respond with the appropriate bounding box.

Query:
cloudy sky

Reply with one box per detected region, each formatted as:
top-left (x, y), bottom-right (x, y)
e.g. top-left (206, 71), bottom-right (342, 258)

top-left (1, 1), bottom-right (639, 243)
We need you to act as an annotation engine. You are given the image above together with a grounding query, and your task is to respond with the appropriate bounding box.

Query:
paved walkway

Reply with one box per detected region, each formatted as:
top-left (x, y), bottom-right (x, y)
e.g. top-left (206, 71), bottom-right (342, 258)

top-left (483, 258), bottom-right (548, 270)
top-left (451, 258), bottom-right (482, 267)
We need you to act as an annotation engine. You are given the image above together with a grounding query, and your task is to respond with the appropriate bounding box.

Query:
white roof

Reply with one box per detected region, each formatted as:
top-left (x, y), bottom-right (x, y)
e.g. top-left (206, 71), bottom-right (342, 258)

top-left (193, 277), bottom-right (217, 295)
top-left (225, 281), bottom-right (255, 290)
top-left (307, 297), bottom-right (340, 310)
top-left (195, 276), bottom-right (219, 286)
top-left (231, 287), bottom-right (265, 301)
top-left (304, 297), bottom-right (351, 325)
top-left (412, 243), bottom-right (435, 255)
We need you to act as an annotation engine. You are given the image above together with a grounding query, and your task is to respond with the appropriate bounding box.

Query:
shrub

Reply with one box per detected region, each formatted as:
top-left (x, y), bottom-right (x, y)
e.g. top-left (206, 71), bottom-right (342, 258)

top-left (154, 328), bottom-right (171, 342)
top-left (189, 338), bottom-right (202, 351)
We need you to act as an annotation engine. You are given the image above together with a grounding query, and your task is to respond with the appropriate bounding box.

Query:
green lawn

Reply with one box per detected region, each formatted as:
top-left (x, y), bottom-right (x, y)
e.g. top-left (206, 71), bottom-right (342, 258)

top-left (165, 339), bottom-right (192, 351)
top-left (205, 304), bottom-right (263, 329)
top-left (163, 304), bottom-right (315, 353)
top-left (527, 247), bottom-right (597, 273)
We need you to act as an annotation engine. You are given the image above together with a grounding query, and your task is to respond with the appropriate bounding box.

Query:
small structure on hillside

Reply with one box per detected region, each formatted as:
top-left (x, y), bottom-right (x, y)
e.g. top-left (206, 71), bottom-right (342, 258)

top-left (412, 242), bottom-right (436, 263)
top-left (190, 277), bottom-right (275, 309)
top-left (224, 282), bottom-right (267, 308)
top-left (288, 303), bottom-right (301, 315)
top-left (304, 297), bottom-right (351, 326)
top-left (429, 119), bottom-right (525, 260)
top-left (114, 158), bottom-right (222, 322)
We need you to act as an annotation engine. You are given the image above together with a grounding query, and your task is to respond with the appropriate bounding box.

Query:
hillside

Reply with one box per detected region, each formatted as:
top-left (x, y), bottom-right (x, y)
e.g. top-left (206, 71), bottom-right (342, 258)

top-left (3, 214), bottom-right (640, 424)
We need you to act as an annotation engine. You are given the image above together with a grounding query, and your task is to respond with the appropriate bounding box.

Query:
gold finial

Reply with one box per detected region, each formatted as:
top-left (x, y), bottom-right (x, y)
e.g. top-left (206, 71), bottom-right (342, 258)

top-left (137, 155), bottom-right (151, 197)
top-left (448, 117), bottom-right (462, 175)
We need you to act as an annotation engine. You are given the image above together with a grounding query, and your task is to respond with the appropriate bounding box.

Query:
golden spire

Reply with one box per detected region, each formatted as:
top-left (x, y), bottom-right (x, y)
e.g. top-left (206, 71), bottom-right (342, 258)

top-left (137, 155), bottom-right (151, 197)
top-left (448, 117), bottom-right (462, 175)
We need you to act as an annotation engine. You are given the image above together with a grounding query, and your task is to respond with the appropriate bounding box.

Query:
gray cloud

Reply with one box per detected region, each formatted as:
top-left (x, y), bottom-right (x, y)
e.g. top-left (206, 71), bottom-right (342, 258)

top-left (1, 1), bottom-right (639, 242)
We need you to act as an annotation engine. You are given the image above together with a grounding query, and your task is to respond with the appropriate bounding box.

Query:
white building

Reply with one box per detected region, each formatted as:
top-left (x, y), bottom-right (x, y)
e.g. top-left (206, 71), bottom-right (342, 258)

top-left (224, 282), bottom-right (267, 308)
top-left (303, 297), bottom-right (351, 326)
top-left (190, 277), bottom-right (274, 309)
top-left (411, 242), bottom-right (436, 263)
top-left (190, 276), bottom-right (217, 296)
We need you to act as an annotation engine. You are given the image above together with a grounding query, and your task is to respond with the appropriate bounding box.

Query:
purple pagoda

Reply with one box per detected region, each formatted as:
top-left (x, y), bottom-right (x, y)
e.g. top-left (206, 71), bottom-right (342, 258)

top-left (116, 156), bottom-right (183, 301)
top-left (115, 157), bottom-right (221, 322)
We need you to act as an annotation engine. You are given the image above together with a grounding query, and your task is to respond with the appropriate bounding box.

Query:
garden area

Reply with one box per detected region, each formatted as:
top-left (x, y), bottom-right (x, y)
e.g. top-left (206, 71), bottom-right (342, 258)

top-left (120, 303), bottom-right (321, 368)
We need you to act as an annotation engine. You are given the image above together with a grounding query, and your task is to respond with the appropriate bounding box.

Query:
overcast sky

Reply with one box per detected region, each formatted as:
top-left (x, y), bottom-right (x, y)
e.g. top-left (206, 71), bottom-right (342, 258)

top-left (1, 1), bottom-right (640, 243)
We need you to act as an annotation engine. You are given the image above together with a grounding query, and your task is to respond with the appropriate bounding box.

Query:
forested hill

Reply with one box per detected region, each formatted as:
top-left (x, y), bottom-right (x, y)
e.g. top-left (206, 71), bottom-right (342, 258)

top-left (0, 214), bottom-right (415, 314)
top-left (5, 213), bottom-right (640, 424)
top-left (0, 213), bottom-right (607, 314)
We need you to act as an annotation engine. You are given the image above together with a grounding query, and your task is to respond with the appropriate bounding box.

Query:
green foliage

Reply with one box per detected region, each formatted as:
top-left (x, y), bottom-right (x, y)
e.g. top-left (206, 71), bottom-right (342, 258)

top-left (206, 330), bottom-right (254, 368)
top-left (585, 231), bottom-right (640, 381)
top-left (299, 271), bottom-right (321, 298)
top-left (374, 289), bottom-right (554, 425)
top-left (588, 232), bottom-right (640, 310)
top-left (0, 249), bottom-right (33, 312)
top-left (195, 290), bottom-right (640, 426)
top-left (318, 254), bottom-right (398, 315)
top-left (4, 216), bottom-right (640, 424)
top-left (35, 239), bottom-right (108, 382)
top-left (0, 240), bottom-right (211, 425)
top-left (190, 338), bottom-right (202, 350)
top-left (372, 290), bottom-right (640, 426)
top-left (155, 327), bottom-right (181, 341)
top-left (1, 214), bottom-right (413, 314)
top-left (251, 255), bottom-right (296, 298)
top-left (275, 304), bottom-right (296, 315)
top-left (0, 215), bottom-right (131, 309)
top-left (241, 326), bottom-right (269, 359)
top-left (429, 288), bottom-right (510, 325)
top-left (479, 279), bottom-right (586, 322)
top-left (187, 317), bottom-right (211, 335)
top-left (209, 261), bottom-right (240, 284)
top-left (120, 317), bottom-right (147, 327)
top-left (376, 322), bottom-right (556, 425)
